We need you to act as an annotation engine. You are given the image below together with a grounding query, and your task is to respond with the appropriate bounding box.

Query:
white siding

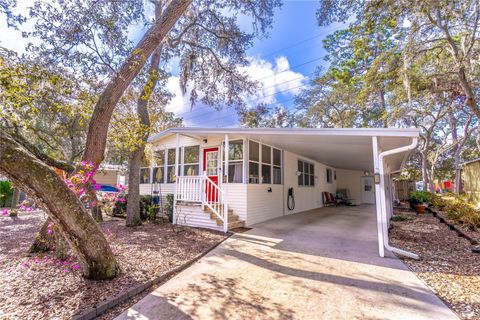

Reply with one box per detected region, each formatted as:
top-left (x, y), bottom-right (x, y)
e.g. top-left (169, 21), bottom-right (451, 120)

top-left (336, 169), bottom-right (364, 204)
top-left (281, 150), bottom-right (337, 215)
top-left (246, 184), bottom-right (283, 225)
top-left (223, 184), bottom-right (247, 221)
top-left (175, 205), bottom-right (223, 231)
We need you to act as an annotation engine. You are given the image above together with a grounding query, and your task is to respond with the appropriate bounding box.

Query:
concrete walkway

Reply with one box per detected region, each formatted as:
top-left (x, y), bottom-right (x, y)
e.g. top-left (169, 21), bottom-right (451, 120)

top-left (115, 205), bottom-right (458, 320)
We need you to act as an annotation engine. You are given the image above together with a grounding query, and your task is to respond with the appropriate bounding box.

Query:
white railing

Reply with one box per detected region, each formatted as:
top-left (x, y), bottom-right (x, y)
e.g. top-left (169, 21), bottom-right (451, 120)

top-left (176, 176), bottom-right (203, 202)
top-left (174, 173), bottom-right (228, 232)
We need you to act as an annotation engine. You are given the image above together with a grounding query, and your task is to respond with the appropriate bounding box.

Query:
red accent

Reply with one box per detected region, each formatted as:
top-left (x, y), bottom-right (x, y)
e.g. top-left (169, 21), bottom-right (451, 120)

top-left (203, 147), bottom-right (219, 202)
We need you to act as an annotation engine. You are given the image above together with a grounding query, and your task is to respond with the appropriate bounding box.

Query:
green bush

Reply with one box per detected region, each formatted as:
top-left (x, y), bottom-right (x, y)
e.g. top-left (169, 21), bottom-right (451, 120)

top-left (165, 194), bottom-right (174, 223)
top-left (112, 195), bottom-right (170, 222)
top-left (408, 191), bottom-right (432, 208)
top-left (0, 181), bottom-right (13, 207)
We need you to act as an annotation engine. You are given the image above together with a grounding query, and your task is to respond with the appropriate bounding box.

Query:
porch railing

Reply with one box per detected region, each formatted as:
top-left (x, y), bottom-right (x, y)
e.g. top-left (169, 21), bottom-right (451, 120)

top-left (175, 174), bottom-right (228, 232)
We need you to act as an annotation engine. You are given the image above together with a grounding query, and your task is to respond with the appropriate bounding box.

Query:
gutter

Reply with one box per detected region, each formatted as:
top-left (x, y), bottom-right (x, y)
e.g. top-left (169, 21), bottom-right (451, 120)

top-left (378, 138), bottom-right (420, 260)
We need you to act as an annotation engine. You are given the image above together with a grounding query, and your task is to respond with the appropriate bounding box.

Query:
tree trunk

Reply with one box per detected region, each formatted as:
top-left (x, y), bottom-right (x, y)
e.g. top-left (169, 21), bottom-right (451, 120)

top-left (126, 147), bottom-right (144, 227)
top-left (421, 151), bottom-right (429, 191)
top-left (81, 0), bottom-right (191, 166)
top-left (11, 185), bottom-right (20, 207)
top-left (126, 3), bottom-right (164, 227)
top-left (0, 133), bottom-right (119, 280)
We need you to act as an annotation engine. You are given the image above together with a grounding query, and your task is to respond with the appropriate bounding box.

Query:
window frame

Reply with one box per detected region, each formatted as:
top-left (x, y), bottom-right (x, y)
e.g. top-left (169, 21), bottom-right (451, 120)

top-left (222, 139), bottom-right (244, 183)
top-left (298, 159), bottom-right (315, 187)
top-left (182, 145), bottom-right (200, 177)
top-left (326, 168), bottom-right (333, 184)
top-left (247, 139), bottom-right (282, 185)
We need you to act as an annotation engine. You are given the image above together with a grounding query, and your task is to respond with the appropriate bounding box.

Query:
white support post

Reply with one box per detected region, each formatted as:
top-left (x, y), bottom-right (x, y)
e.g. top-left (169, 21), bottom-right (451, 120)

top-left (224, 134), bottom-right (229, 233)
top-left (372, 136), bottom-right (385, 257)
top-left (173, 133), bottom-right (180, 224)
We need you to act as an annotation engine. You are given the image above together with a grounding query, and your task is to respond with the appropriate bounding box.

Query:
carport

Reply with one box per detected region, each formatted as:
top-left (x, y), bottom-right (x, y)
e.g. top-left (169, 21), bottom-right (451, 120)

top-left (148, 127), bottom-right (420, 258)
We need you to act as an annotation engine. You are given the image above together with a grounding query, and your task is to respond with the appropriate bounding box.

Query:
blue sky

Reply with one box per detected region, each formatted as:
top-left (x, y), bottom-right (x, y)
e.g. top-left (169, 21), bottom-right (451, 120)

top-left (0, 1), bottom-right (343, 128)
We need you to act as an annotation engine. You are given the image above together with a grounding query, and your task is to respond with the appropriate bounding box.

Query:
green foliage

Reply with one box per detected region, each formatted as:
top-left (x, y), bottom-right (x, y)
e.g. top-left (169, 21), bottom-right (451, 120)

top-left (0, 180), bottom-right (13, 207)
top-left (392, 215), bottom-right (409, 222)
top-left (408, 191), bottom-right (432, 206)
top-left (436, 194), bottom-right (480, 230)
top-left (166, 194), bottom-right (174, 223)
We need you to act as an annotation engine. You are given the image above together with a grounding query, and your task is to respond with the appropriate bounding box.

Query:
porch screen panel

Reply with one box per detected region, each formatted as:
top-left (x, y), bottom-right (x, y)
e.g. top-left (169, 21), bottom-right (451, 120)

top-left (140, 167), bottom-right (151, 184)
top-left (167, 148), bottom-right (176, 183)
top-left (273, 148), bottom-right (282, 184)
top-left (248, 141), bottom-right (260, 183)
top-left (223, 140), bottom-right (243, 183)
top-left (261, 145), bottom-right (271, 184)
top-left (153, 150), bottom-right (165, 183)
top-left (183, 145), bottom-right (200, 176)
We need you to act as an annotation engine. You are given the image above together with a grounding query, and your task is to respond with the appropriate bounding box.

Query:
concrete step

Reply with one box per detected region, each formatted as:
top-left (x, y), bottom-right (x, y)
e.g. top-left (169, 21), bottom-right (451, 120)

top-left (228, 220), bottom-right (245, 230)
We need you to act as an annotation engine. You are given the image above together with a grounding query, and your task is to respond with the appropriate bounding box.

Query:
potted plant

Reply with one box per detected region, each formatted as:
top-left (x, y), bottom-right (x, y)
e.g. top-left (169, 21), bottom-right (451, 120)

top-left (408, 191), bottom-right (432, 214)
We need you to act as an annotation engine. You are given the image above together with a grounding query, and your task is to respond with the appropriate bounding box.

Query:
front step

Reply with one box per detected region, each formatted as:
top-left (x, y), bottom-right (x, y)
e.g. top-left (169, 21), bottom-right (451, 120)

top-left (203, 206), bottom-right (245, 230)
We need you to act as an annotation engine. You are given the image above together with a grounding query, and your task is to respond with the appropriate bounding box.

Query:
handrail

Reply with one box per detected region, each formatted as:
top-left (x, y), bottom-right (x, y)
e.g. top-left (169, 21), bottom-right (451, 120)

top-left (203, 175), bottom-right (225, 222)
top-left (175, 173), bottom-right (228, 232)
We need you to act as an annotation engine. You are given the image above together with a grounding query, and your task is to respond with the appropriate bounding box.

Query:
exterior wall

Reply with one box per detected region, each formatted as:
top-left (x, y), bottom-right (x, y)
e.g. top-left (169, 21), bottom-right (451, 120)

top-left (223, 184), bottom-right (247, 221)
top-left (246, 184), bottom-right (284, 225)
top-left (176, 205), bottom-right (223, 231)
top-left (336, 169), bottom-right (364, 204)
top-left (94, 170), bottom-right (119, 186)
top-left (282, 150), bottom-right (337, 215)
top-left (462, 161), bottom-right (480, 207)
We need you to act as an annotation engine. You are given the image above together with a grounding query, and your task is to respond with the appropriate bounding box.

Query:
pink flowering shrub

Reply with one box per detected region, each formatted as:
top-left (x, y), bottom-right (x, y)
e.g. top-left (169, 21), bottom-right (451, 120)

top-left (1, 200), bottom-right (34, 217)
top-left (98, 184), bottom-right (127, 216)
top-left (19, 255), bottom-right (83, 273)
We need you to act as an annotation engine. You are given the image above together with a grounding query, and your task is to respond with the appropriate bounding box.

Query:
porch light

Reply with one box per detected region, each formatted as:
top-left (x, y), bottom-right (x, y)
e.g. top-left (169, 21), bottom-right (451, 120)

top-left (295, 171), bottom-right (302, 176)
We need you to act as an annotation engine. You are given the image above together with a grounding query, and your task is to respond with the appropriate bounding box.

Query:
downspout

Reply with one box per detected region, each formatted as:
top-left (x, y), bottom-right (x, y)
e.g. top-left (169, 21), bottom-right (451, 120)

top-left (378, 138), bottom-right (419, 260)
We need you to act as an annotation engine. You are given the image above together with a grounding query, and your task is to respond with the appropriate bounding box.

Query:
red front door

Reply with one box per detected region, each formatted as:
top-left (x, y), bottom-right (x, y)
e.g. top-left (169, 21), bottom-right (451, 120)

top-left (203, 147), bottom-right (219, 202)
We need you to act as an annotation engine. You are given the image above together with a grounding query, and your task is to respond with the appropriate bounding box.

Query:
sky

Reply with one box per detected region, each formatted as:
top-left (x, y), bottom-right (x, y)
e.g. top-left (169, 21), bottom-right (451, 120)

top-left (0, 1), bottom-right (343, 128)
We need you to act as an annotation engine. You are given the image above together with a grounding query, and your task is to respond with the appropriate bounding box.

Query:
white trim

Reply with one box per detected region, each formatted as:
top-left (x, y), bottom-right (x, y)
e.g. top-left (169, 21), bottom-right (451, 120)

top-left (148, 127), bottom-right (420, 142)
top-left (372, 137), bottom-right (385, 258)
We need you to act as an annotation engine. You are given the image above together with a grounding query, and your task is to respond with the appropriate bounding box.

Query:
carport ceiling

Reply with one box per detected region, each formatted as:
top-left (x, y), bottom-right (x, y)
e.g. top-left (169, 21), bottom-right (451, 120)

top-left (149, 128), bottom-right (419, 172)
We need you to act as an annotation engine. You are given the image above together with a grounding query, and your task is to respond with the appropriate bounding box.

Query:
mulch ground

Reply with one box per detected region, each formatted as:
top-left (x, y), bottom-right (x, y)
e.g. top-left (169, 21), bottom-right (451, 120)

top-left (390, 205), bottom-right (480, 320)
top-left (0, 211), bottom-right (226, 320)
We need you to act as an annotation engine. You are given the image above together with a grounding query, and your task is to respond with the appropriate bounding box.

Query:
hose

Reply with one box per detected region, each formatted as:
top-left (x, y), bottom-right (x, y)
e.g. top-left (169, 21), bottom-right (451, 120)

top-left (287, 187), bottom-right (295, 210)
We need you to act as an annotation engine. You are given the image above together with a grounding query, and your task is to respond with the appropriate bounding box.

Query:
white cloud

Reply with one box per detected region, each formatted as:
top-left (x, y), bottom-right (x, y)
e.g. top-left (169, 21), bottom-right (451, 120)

top-left (164, 55), bottom-right (308, 127)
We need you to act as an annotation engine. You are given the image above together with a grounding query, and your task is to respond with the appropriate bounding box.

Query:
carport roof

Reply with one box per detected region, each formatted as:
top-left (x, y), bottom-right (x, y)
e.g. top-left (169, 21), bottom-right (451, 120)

top-left (148, 127), bottom-right (420, 172)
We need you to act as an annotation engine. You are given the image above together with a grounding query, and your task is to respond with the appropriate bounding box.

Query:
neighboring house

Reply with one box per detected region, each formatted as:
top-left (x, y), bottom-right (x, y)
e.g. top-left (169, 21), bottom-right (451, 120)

top-left (461, 159), bottom-right (480, 207)
top-left (141, 127), bottom-right (419, 258)
top-left (94, 164), bottom-right (127, 187)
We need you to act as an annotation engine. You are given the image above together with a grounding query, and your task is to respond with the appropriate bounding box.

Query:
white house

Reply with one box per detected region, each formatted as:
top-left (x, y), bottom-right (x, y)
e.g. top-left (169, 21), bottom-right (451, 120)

top-left (140, 127), bottom-right (420, 259)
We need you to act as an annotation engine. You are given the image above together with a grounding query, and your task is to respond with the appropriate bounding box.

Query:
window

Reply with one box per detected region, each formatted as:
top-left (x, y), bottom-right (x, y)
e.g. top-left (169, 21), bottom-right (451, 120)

top-left (273, 148), bottom-right (281, 184)
top-left (140, 167), bottom-right (151, 184)
top-left (298, 160), bottom-right (314, 187)
top-left (326, 168), bottom-right (333, 184)
top-left (223, 140), bottom-right (243, 183)
top-left (248, 140), bottom-right (282, 185)
top-left (248, 141), bottom-right (260, 183)
top-left (152, 150), bottom-right (165, 183)
top-left (167, 148), bottom-right (176, 183)
top-left (261, 145), bottom-right (271, 184)
top-left (183, 145), bottom-right (199, 176)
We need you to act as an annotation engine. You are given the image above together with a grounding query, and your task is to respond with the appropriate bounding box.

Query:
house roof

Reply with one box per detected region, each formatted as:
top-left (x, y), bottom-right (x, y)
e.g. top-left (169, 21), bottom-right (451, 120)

top-left (148, 127), bottom-right (420, 172)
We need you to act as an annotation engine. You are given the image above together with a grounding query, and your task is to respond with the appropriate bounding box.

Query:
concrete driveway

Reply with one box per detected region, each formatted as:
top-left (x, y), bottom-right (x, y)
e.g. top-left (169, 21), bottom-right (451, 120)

top-left (115, 205), bottom-right (458, 320)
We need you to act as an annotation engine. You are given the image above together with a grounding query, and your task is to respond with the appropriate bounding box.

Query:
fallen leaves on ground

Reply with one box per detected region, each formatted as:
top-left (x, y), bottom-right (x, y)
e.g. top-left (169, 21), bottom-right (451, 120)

top-left (0, 212), bottom-right (226, 320)
top-left (390, 206), bottom-right (480, 320)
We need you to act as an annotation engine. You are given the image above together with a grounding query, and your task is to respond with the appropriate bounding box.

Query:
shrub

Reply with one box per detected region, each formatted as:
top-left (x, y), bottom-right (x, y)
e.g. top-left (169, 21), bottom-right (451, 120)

top-left (408, 191), bottom-right (432, 208)
top-left (428, 193), bottom-right (480, 230)
top-left (0, 180), bottom-right (13, 207)
top-left (165, 194), bottom-right (174, 223)
top-left (113, 195), bottom-right (166, 222)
